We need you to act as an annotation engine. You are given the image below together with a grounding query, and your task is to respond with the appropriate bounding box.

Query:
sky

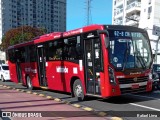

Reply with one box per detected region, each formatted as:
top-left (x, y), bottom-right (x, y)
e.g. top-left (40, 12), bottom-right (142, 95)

top-left (67, 0), bottom-right (113, 31)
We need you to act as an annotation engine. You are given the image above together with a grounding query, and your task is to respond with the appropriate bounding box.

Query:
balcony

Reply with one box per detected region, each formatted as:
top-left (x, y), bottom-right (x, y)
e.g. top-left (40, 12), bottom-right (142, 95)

top-left (114, 19), bottom-right (123, 25)
top-left (114, 8), bottom-right (123, 19)
top-left (125, 14), bottom-right (140, 26)
top-left (126, 2), bottom-right (141, 14)
top-left (125, 21), bottom-right (138, 27)
top-left (115, 8), bottom-right (123, 16)
top-left (114, 0), bottom-right (123, 7)
top-left (126, 15), bottom-right (140, 22)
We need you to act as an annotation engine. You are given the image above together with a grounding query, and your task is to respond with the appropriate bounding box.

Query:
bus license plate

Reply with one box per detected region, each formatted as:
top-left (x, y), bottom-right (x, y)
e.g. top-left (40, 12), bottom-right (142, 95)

top-left (132, 84), bottom-right (139, 89)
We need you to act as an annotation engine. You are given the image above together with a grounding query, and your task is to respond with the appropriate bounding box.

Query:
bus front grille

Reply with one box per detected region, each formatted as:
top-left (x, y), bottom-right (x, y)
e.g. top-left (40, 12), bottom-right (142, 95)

top-left (118, 76), bottom-right (148, 84)
top-left (120, 85), bottom-right (147, 94)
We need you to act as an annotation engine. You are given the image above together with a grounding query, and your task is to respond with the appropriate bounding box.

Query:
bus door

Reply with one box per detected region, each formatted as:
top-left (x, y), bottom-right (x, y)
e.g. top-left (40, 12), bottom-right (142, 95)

top-left (84, 37), bottom-right (102, 95)
top-left (15, 49), bottom-right (23, 83)
top-left (37, 45), bottom-right (48, 87)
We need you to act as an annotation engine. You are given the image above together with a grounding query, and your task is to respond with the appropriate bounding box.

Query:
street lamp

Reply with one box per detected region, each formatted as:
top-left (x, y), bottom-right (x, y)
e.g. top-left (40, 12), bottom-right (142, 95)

top-left (20, 2), bottom-right (24, 42)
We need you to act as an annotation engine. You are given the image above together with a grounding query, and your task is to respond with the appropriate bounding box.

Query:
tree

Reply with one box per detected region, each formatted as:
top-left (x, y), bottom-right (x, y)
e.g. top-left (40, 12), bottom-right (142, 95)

top-left (0, 26), bottom-right (45, 51)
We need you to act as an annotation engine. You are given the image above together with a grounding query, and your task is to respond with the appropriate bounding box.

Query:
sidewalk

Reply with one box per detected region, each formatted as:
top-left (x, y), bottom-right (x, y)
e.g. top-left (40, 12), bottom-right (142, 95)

top-left (0, 85), bottom-right (110, 120)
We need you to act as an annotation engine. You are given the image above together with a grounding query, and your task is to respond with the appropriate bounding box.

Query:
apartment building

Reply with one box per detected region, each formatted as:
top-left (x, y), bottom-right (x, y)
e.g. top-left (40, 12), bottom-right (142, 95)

top-left (112, 0), bottom-right (160, 63)
top-left (0, 0), bottom-right (66, 60)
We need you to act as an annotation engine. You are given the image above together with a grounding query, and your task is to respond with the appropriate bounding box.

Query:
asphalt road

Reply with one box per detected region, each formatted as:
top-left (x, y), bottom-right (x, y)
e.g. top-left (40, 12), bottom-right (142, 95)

top-left (1, 80), bottom-right (160, 120)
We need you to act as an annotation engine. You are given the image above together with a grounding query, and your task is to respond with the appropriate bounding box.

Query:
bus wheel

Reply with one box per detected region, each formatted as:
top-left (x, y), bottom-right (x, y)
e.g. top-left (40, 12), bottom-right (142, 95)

top-left (73, 79), bottom-right (85, 101)
top-left (26, 76), bottom-right (33, 90)
top-left (1, 75), bottom-right (5, 82)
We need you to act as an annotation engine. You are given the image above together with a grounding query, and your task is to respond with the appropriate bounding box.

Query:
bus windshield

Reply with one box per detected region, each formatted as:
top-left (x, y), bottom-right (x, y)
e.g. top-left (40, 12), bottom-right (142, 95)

top-left (108, 30), bottom-right (152, 70)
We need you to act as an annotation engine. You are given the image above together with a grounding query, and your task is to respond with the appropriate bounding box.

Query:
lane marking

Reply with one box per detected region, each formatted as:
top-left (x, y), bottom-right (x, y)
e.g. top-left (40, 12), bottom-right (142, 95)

top-left (33, 92), bottom-right (38, 95)
top-left (46, 96), bottom-right (53, 99)
top-left (82, 107), bottom-right (93, 111)
top-left (97, 112), bottom-right (107, 117)
top-left (63, 101), bottom-right (70, 104)
top-left (111, 117), bottom-right (123, 120)
top-left (16, 89), bottom-right (21, 91)
top-left (72, 104), bottom-right (81, 108)
top-left (21, 90), bottom-right (25, 92)
top-left (39, 94), bottom-right (45, 97)
top-left (26, 91), bottom-right (32, 94)
top-left (130, 103), bottom-right (160, 111)
top-left (54, 98), bottom-right (61, 102)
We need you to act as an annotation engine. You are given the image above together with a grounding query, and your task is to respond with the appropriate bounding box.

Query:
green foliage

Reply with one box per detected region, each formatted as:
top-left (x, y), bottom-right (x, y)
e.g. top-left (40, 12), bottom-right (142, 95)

top-left (0, 26), bottom-right (45, 51)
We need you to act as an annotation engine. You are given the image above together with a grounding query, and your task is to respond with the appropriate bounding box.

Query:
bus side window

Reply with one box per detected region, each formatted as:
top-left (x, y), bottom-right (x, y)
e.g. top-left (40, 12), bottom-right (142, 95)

top-left (65, 35), bottom-right (82, 60)
top-left (29, 46), bottom-right (36, 62)
top-left (63, 43), bottom-right (69, 60)
top-left (68, 43), bottom-right (77, 60)
top-left (15, 48), bottom-right (25, 63)
top-left (55, 48), bottom-right (62, 60)
top-left (46, 40), bottom-right (63, 61)
top-left (8, 49), bottom-right (15, 63)
top-left (53, 40), bottom-right (63, 60)
top-left (76, 43), bottom-right (82, 59)
top-left (46, 41), bottom-right (54, 61)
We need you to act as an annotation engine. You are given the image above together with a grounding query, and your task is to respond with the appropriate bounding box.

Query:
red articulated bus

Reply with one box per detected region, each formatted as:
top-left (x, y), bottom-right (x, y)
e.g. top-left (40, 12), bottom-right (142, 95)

top-left (8, 24), bottom-right (153, 100)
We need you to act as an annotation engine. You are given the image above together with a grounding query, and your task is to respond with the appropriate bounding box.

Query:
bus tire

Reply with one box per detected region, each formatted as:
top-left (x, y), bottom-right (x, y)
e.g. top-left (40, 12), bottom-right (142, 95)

top-left (1, 75), bottom-right (5, 82)
top-left (26, 76), bottom-right (33, 90)
top-left (73, 79), bottom-right (85, 101)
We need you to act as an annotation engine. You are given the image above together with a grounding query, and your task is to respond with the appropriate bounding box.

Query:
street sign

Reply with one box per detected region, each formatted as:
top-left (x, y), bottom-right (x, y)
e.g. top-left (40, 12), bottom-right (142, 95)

top-left (152, 25), bottom-right (160, 36)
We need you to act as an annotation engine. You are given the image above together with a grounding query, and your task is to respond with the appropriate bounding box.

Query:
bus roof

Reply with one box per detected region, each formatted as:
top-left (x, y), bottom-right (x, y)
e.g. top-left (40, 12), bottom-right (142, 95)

top-left (8, 24), bottom-right (104, 49)
top-left (8, 32), bottom-right (62, 49)
top-left (8, 24), bottom-right (147, 49)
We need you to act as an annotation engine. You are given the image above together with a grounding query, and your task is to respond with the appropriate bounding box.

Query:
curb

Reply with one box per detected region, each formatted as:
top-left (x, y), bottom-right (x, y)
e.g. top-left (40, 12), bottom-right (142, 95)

top-left (0, 84), bottom-right (123, 120)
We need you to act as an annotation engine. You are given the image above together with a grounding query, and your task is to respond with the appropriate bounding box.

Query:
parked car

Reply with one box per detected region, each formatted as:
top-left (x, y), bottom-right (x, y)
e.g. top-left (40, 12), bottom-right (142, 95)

top-left (0, 64), bottom-right (10, 82)
top-left (152, 64), bottom-right (160, 90)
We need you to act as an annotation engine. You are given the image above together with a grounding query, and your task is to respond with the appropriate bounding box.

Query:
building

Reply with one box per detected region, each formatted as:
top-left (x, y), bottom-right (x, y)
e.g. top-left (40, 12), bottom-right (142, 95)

top-left (0, 0), bottom-right (66, 61)
top-left (112, 0), bottom-right (160, 63)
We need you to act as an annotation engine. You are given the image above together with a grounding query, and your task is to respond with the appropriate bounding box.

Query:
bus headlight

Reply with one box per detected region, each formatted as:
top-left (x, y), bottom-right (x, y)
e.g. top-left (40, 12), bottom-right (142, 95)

top-left (108, 67), bottom-right (116, 84)
top-left (149, 73), bottom-right (152, 80)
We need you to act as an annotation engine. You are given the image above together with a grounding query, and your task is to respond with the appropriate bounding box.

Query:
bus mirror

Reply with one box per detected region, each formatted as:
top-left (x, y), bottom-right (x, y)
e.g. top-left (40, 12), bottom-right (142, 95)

top-left (104, 37), bottom-right (109, 48)
top-left (97, 30), bottom-right (108, 35)
top-left (97, 30), bottom-right (109, 48)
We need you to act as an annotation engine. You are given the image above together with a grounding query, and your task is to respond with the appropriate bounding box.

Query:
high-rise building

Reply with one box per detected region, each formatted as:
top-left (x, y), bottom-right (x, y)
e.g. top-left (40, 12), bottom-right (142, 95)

top-left (0, 0), bottom-right (66, 61)
top-left (112, 0), bottom-right (160, 63)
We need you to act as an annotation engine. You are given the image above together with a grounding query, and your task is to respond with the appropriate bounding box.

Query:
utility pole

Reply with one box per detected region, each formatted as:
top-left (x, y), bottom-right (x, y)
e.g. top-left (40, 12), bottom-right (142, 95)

top-left (21, 1), bottom-right (24, 42)
top-left (86, 0), bottom-right (92, 25)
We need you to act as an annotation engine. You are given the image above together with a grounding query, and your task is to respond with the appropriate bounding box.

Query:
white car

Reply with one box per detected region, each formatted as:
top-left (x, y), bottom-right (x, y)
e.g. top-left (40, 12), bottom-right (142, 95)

top-left (0, 64), bottom-right (10, 82)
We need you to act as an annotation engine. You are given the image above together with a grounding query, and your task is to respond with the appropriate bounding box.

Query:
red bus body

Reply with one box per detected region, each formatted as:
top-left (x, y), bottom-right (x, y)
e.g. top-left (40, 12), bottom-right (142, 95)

top-left (8, 24), bottom-right (153, 99)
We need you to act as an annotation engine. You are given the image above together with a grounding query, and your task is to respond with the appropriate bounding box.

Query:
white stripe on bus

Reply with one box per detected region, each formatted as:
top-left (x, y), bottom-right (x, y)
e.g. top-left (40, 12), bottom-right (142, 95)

top-left (120, 82), bottom-right (147, 88)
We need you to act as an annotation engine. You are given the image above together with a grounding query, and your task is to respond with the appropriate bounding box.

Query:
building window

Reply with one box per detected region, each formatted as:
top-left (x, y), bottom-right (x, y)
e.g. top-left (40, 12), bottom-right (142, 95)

top-left (148, 0), bottom-right (151, 4)
top-left (148, 14), bottom-right (150, 19)
top-left (148, 6), bottom-right (152, 19)
top-left (114, 0), bottom-right (116, 5)
top-left (148, 6), bottom-right (152, 13)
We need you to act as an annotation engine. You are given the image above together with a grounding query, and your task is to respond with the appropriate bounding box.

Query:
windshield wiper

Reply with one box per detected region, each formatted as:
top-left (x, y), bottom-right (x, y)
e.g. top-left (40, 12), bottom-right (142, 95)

top-left (122, 42), bottom-right (130, 71)
top-left (135, 51), bottom-right (146, 70)
top-left (122, 46), bottom-right (129, 71)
